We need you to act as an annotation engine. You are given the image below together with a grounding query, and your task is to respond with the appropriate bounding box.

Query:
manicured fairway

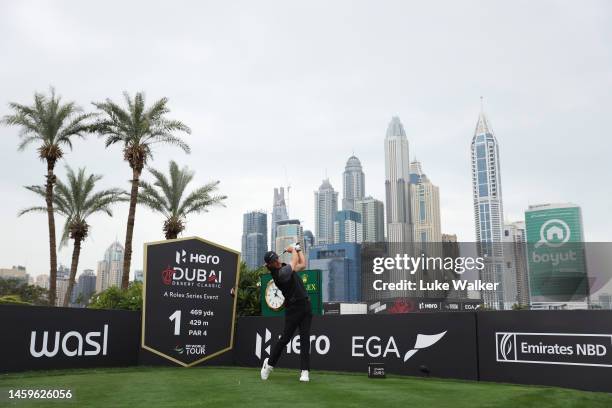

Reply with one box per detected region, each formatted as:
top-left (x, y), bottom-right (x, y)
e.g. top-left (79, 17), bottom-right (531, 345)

top-left (1, 366), bottom-right (611, 408)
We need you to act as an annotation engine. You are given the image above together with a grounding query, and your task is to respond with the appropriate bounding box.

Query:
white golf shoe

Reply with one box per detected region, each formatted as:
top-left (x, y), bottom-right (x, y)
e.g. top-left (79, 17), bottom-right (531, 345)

top-left (299, 370), bottom-right (310, 382)
top-left (260, 358), bottom-right (273, 380)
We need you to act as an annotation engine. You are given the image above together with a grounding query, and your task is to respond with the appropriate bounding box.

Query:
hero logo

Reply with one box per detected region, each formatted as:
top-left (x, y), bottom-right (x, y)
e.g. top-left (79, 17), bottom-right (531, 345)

top-left (254, 329), bottom-right (330, 359)
top-left (161, 249), bottom-right (222, 285)
top-left (352, 331), bottom-right (447, 362)
top-left (30, 324), bottom-right (109, 358)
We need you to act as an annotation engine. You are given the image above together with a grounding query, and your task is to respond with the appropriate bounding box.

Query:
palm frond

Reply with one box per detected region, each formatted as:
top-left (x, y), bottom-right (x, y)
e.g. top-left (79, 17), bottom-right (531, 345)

top-left (91, 92), bottom-right (190, 160)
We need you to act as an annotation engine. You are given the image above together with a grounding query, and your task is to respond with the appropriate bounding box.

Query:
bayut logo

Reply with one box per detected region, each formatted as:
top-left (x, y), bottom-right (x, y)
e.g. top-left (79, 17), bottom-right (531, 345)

top-left (254, 329), bottom-right (331, 359)
top-left (161, 249), bottom-right (222, 286)
top-left (30, 325), bottom-right (109, 358)
top-left (535, 219), bottom-right (571, 248)
top-left (352, 331), bottom-right (447, 362)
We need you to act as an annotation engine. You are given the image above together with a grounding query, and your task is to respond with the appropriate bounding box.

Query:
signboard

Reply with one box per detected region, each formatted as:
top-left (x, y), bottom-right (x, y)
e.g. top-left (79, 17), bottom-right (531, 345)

top-left (477, 310), bottom-right (612, 392)
top-left (235, 312), bottom-right (478, 380)
top-left (525, 205), bottom-right (588, 303)
top-left (260, 269), bottom-right (322, 316)
top-left (142, 237), bottom-right (240, 367)
top-left (0, 305), bottom-right (139, 373)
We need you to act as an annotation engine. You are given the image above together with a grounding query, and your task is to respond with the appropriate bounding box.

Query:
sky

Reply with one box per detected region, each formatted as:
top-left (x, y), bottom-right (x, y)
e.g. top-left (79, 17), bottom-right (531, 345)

top-left (1, 0), bottom-right (611, 280)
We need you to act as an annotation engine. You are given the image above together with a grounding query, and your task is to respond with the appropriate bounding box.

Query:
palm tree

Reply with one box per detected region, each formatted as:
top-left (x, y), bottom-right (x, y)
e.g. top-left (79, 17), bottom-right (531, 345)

top-left (139, 160), bottom-right (226, 239)
top-left (2, 89), bottom-right (94, 305)
top-left (19, 166), bottom-right (127, 307)
top-left (92, 92), bottom-right (191, 289)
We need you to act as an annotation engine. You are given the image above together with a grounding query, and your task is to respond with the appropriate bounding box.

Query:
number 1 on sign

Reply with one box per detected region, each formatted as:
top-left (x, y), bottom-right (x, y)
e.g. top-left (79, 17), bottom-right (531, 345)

top-left (169, 310), bottom-right (181, 335)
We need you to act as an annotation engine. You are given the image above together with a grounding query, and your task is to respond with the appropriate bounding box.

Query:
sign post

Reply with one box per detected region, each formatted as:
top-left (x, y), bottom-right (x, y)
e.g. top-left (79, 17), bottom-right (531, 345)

top-left (142, 236), bottom-right (240, 366)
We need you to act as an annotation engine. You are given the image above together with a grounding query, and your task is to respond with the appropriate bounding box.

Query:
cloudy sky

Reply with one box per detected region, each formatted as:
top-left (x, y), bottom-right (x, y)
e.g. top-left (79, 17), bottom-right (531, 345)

top-left (1, 0), bottom-right (611, 280)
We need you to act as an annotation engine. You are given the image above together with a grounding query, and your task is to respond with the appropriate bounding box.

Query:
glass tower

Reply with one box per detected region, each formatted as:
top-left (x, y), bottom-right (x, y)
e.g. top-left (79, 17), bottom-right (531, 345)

top-left (471, 106), bottom-right (505, 309)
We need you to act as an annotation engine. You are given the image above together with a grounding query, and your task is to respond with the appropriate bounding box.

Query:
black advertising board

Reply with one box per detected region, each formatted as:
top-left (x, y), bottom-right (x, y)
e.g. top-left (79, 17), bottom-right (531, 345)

top-left (142, 236), bottom-right (240, 366)
top-left (477, 310), bottom-right (612, 392)
top-left (0, 305), bottom-right (139, 373)
top-left (234, 313), bottom-right (478, 380)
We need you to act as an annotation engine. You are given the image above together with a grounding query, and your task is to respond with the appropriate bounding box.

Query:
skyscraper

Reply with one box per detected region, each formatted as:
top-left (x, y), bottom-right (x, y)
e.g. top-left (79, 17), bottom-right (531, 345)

top-left (409, 160), bottom-right (441, 243)
top-left (309, 243), bottom-right (362, 302)
top-left (314, 179), bottom-right (338, 245)
top-left (503, 221), bottom-right (530, 308)
top-left (384, 116), bottom-right (418, 299)
top-left (384, 116), bottom-right (413, 243)
top-left (342, 155), bottom-right (365, 210)
top-left (95, 241), bottom-right (124, 292)
top-left (271, 187), bottom-right (289, 252)
top-left (354, 196), bottom-right (385, 242)
top-left (55, 264), bottom-right (71, 306)
top-left (470, 105), bottom-right (505, 309)
top-left (275, 219), bottom-right (304, 264)
top-left (0, 265), bottom-right (28, 283)
top-left (303, 230), bottom-right (315, 252)
top-left (241, 211), bottom-right (268, 270)
top-left (334, 209), bottom-right (363, 244)
top-left (74, 269), bottom-right (96, 307)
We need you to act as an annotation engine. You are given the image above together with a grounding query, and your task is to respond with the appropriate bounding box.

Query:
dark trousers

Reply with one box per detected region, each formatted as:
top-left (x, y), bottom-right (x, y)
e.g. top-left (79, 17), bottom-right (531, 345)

top-left (269, 299), bottom-right (313, 370)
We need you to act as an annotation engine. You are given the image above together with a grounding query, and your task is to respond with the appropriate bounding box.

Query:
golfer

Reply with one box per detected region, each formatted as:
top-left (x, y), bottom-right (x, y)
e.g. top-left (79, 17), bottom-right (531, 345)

top-left (260, 243), bottom-right (312, 382)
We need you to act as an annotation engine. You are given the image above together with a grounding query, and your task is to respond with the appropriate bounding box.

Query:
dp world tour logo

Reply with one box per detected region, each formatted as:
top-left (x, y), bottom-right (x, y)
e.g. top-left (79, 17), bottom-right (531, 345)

top-left (535, 219), bottom-right (571, 248)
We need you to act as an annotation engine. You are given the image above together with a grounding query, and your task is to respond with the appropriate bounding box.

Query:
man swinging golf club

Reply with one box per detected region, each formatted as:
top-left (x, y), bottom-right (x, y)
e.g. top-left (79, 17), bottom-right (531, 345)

top-left (261, 242), bottom-right (312, 382)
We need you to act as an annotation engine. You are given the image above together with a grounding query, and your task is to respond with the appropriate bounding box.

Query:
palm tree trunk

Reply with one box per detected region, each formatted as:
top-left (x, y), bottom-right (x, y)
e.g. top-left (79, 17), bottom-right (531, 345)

top-left (122, 167), bottom-right (141, 289)
top-left (46, 160), bottom-right (58, 306)
top-left (64, 236), bottom-right (82, 307)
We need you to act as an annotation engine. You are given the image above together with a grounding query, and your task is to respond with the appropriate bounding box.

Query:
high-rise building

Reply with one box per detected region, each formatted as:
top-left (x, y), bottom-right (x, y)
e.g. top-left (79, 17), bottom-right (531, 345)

top-left (314, 179), bottom-right (338, 245)
top-left (134, 269), bottom-right (144, 282)
top-left (241, 211), bottom-right (268, 270)
top-left (525, 203), bottom-right (588, 309)
top-left (470, 106), bottom-right (505, 309)
top-left (342, 155), bottom-right (365, 211)
top-left (275, 219), bottom-right (304, 264)
top-left (354, 196), bottom-right (385, 242)
top-left (55, 264), bottom-right (71, 306)
top-left (334, 210), bottom-right (363, 243)
top-left (303, 230), bottom-right (315, 252)
top-left (409, 161), bottom-right (441, 243)
top-left (384, 116), bottom-right (413, 243)
top-left (0, 265), bottom-right (28, 283)
top-left (441, 233), bottom-right (467, 299)
top-left (503, 221), bottom-right (530, 308)
top-left (271, 187), bottom-right (289, 252)
top-left (95, 241), bottom-right (124, 292)
top-left (74, 269), bottom-right (96, 307)
top-left (384, 117), bottom-right (418, 299)
top-left (309, 243), bottom-right (361, 302)
top-left (34, 274), bottom-right (50, 289)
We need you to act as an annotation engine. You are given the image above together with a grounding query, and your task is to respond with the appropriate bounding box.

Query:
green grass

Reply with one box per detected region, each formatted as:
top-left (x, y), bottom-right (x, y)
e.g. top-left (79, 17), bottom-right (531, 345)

top-left (1, 366), bottom-right (611, 408)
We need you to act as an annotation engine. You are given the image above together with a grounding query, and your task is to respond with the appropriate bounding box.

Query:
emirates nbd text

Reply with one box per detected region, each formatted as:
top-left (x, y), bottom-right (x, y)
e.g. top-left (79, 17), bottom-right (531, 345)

top-left (373, 279), bottom-right (499, 292)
